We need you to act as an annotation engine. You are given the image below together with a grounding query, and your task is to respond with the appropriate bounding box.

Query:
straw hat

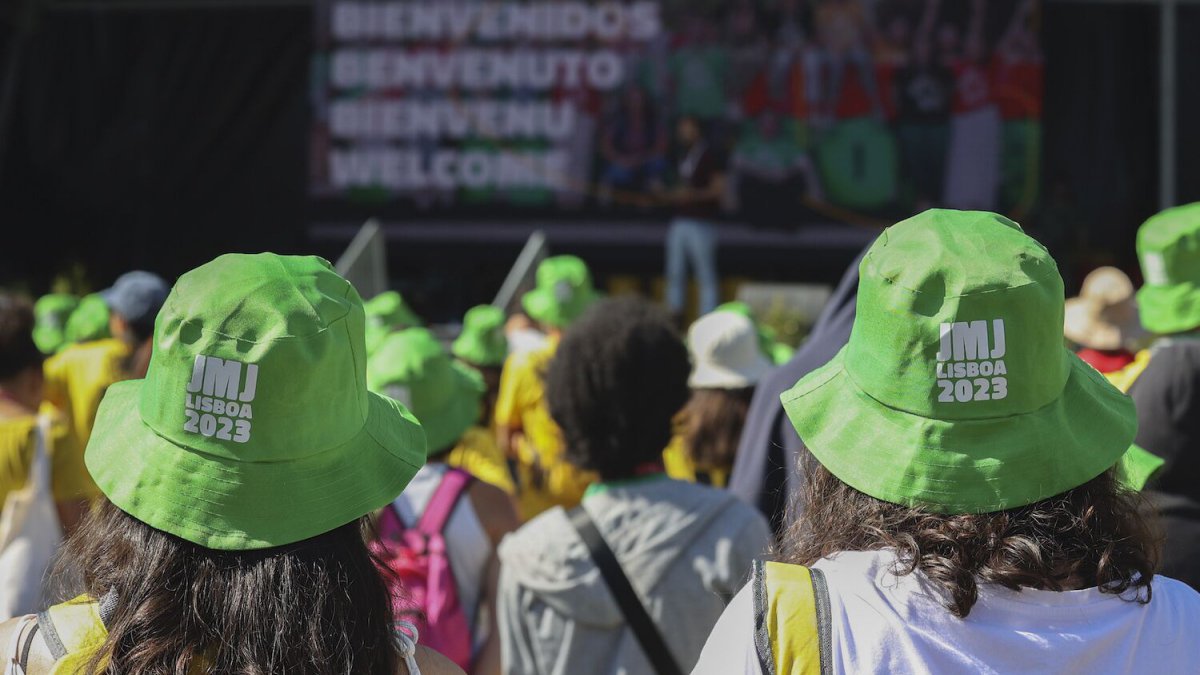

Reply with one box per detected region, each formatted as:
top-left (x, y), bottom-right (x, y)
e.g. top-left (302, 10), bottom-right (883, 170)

top-left (1063, 266), bottom-right (1142, 350)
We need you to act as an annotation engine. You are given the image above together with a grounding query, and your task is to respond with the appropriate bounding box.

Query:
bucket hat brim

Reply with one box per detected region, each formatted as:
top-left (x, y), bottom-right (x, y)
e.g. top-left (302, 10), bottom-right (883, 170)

top-left (1136, 283), bottom-right (1200, 335)
top-left (32, 326), bottom-right (66, 354)
top-left (420, 362), bottom-right (485, 453)
top-left (689, 354), bottom-right (772, 389)
top-left (452, 334), bottom-right (507, 368)
top-left (522, 287), bottom-right (599, 328)
top-left (86, 379), bottom-right (427, 550)
top-left (782, 346), bottom-right (1136, 513)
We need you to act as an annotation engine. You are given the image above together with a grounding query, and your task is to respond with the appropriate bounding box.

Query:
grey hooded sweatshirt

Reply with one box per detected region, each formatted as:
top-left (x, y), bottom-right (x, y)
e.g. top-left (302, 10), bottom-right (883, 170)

top-left (497, 477), bottom-right (771, 675)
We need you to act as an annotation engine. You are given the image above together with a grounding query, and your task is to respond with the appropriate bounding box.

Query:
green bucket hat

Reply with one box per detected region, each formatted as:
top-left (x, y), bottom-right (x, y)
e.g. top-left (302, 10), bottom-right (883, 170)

top-left (452, 305), bottom-right (508, 367)
top-left (522, 255), bottom-right (599, 328)
top-left (1136, 202), bottom-right (1200, 334)
top-left (368, 327), bottom-right (484, 453)
top-left (85, 253), bottom-right (427, 550)
top-left (64, 293), bottom-right (111, 344)
top-left (33, 294), bottom-right (79, 354)
top-left (364, 290), bottom-right (423, 355)
top-left (781, 210), bottom-right (1137, 514)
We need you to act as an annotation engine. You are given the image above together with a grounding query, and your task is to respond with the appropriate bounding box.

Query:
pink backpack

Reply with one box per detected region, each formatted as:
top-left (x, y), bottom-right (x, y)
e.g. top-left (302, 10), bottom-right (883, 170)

top-left (372, 468), bottom-right (474, 671)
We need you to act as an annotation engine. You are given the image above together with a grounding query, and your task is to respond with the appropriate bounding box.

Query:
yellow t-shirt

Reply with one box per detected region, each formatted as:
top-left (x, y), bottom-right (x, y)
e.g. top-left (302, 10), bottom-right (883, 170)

top-left (445, 425), bottom-right (516, 495)
top-left (0, 413), bottom-right (99, 510)
top-left (43, 338), bottom-right (130, 452)
top-left (494, 339), bottom-right (596, 520)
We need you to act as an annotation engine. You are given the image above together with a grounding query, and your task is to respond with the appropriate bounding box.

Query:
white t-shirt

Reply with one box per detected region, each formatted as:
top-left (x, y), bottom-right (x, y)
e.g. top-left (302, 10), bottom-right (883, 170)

top-left (692, 550), bottom-right (1200, 674)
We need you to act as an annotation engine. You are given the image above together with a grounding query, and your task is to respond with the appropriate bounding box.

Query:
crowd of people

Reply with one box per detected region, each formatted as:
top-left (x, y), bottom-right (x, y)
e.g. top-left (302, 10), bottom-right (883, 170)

top-left (598, 0), bottom-right (1042, 213)
top-left (1, 205), bottom-right (1199, 673)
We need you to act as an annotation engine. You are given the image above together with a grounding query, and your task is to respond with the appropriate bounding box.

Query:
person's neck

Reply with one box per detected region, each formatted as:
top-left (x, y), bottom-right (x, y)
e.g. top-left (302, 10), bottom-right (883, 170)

top-left (123, 339), bottom-right (153, 379)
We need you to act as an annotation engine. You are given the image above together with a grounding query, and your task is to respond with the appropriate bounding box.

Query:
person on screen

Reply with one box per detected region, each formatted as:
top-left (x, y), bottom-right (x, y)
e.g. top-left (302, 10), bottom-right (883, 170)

top-left (599, 85), bottom-right (668, 200)
top-left (942, 0), bottom-right (1001, 210)
top-left (732, 109), bottom-right (823, 228)
top-left (894, 0), bottom-right (952, 210)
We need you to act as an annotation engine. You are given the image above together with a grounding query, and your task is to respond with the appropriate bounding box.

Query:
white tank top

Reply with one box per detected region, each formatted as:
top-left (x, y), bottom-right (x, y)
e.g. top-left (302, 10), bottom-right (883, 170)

top-left (392, 462), bottom-right (491, 644)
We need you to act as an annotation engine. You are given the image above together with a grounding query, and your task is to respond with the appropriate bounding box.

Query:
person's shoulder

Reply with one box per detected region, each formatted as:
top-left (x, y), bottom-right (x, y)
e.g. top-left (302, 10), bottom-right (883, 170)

top-left (1135, 342), bottom-right (1200, 388)
top-left (498, 505), bottom-right (570, 558)
top-left (409, 645), bottom-right (467, 675)
top-left (467, 477), bottom-right (520, 543)
top-left (664, 480), bottom-right (772, 538)
top-left (1149, 573), bottom-right (1200, 613)
top-left (0, 615), bottom-right (55, 672)
top-left (49, 339), bottom-right (128, 377)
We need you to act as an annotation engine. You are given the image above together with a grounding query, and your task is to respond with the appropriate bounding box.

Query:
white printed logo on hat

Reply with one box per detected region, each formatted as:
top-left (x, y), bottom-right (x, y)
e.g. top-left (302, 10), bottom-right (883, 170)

top-left (1142, 253), bottom-right (1169, 286)
top-left (183, 355), bottom-right (257, 443)
top-left (935, 320), bottom-right (1008, 403)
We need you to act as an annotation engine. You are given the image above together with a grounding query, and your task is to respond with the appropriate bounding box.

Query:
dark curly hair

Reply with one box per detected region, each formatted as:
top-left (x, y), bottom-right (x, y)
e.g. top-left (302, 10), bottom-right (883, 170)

top-left (0, 292), bottom-right (43, 381)
top-left (782, 457), bottom-right (1158, 618)
top-left (545, 296), bottom-right (691, 481)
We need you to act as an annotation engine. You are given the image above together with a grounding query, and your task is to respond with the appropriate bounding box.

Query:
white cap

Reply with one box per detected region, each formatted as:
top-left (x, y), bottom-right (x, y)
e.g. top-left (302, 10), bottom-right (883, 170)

top-left (688, 311), bottom-right (773, 389)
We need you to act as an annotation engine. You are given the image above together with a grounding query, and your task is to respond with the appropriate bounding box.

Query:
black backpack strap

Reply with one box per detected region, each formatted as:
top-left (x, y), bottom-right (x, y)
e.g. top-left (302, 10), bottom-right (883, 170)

top-left (567, 506), bottom-right (684, 675)
top-left (15, 619), bottom-right (40, 672)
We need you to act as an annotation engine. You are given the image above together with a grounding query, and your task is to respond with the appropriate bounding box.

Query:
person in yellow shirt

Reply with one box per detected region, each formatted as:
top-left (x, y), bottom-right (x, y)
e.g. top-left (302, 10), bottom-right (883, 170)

top-left (43, 271), bottom-right (168, 452)
top-left (0, 294), bottom-right (97, 533)
top-left (663, 310), bottom-right (772, 488)
top-left (495, 256), bottom-right (599, 520)
top-left (452, 304), bottom-right (508, 436)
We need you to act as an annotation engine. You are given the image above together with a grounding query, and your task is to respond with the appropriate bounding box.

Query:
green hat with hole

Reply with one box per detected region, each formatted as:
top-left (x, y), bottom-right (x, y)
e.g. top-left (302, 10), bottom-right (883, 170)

top-left (368, 327), bottom-right (483, 453)
top-left (64, 293), bottom-right (111, 344)
top-left (781, 209), bottom-right (1137, 513)
top-left (33, 294), bottom-right (79, 354)
top-left (85, 253), bottom-right (427, 550)
top-left (522, 256), bottom-right (599, 328)
top-left (1136, 202), bottom-right (1200, 334)
top-left (364, 290), bottom-right (423, 355)
top-left (452, 305), bottom-right (508, 367)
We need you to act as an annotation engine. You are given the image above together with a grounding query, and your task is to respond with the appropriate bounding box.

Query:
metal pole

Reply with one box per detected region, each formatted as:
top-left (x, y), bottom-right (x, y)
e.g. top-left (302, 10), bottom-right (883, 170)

top-left (1160, 0), bottom-right (1177, 209)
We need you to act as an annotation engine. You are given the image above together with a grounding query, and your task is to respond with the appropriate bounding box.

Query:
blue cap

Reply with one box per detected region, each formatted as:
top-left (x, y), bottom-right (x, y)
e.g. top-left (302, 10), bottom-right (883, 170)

top-left (102, 271), bottom-right (170, 325)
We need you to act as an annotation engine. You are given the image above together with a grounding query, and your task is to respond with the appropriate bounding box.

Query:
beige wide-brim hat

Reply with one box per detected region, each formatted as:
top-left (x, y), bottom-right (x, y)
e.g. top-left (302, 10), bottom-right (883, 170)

top-left (1064, 266), bottom-right (1145, 350)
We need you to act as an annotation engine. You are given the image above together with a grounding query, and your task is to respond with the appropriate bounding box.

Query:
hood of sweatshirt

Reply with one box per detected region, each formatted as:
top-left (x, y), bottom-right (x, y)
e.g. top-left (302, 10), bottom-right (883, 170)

top-left (498, 478), bottom-right (749, 628)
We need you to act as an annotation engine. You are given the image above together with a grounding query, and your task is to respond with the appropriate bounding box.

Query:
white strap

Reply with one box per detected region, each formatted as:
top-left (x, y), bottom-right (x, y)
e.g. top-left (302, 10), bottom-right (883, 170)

top-left (3, 615), bottom-right (36, 675)
top-left (28, 417), bottom-right (52, 495)
top-left (393, 621), bottom-right (421, 675)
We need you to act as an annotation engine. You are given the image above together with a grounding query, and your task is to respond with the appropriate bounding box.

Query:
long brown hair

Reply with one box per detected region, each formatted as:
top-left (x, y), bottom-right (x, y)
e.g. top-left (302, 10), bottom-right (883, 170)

top-left (682, 387), bottom-right (754, 474)
top-left (59, 499), bottom-right (401, 674)
top-left (782, 460), bottom-right (1159, 618)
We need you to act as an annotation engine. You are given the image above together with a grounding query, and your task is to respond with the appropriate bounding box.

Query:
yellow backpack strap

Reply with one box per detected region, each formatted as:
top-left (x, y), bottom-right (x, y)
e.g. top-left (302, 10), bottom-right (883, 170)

top-left (752, 560), bottom-right (832, 675)
top-left (36, 595), bottom-right (110, 674)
